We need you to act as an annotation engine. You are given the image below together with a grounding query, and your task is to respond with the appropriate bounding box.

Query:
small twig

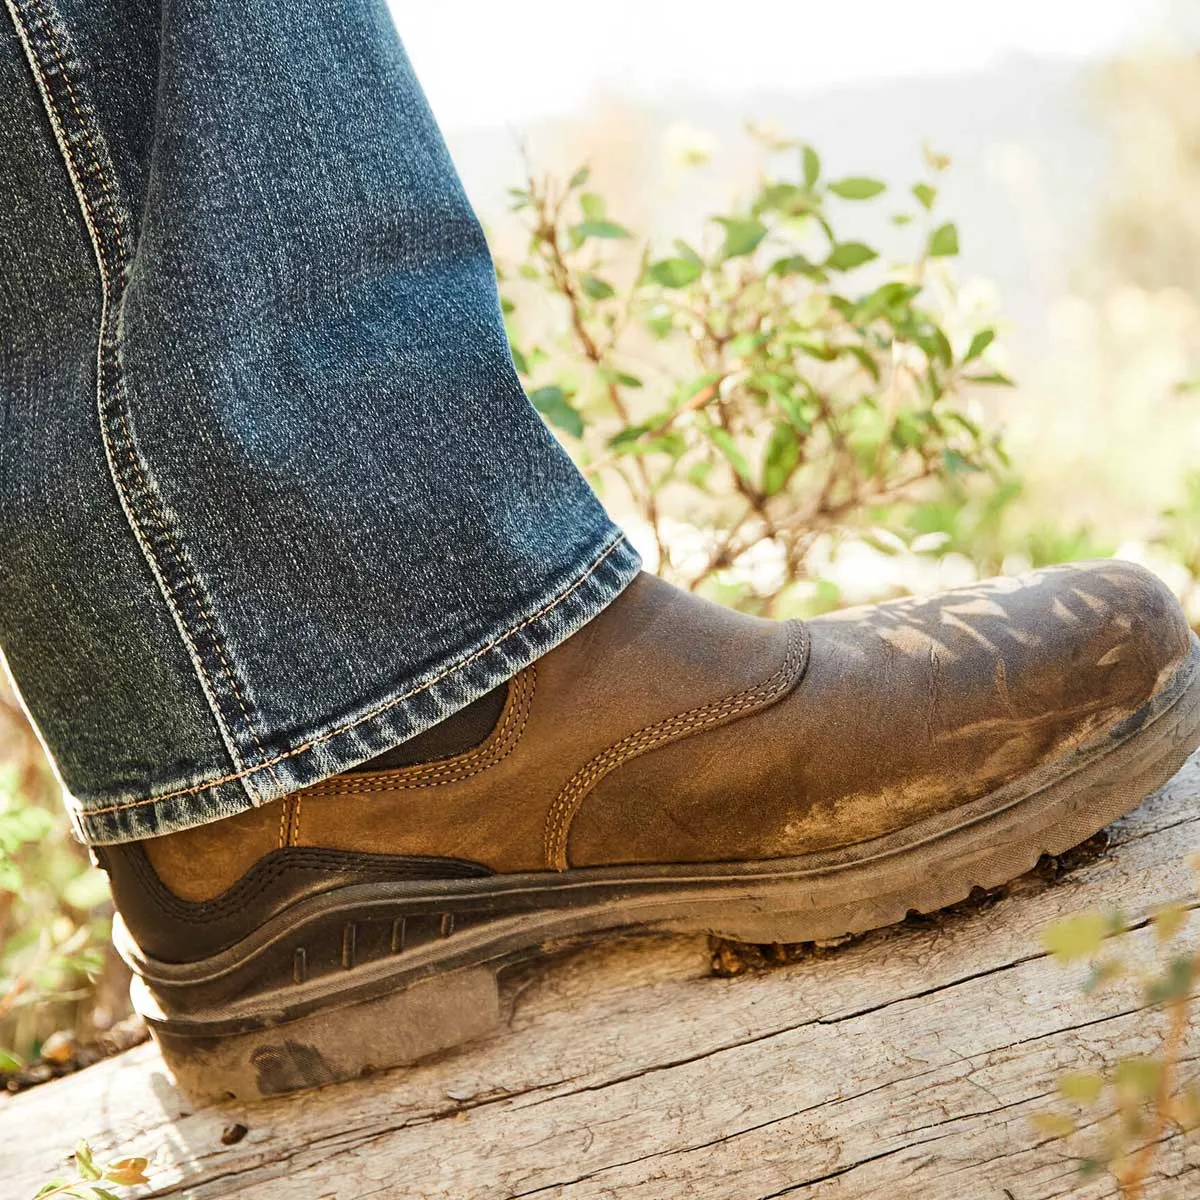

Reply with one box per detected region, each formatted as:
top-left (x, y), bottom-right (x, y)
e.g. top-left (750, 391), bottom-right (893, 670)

top-left (584, 382), bottom-right (719, 478)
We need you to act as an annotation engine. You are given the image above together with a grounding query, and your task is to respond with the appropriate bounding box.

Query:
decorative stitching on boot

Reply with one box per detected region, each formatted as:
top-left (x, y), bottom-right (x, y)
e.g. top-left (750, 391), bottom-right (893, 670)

top-left (295, 666), bottom-right (537, 799)
top-left (543, 621), bottom-right (811, 871)
top-left (78, 535), bottom-right (625, 817)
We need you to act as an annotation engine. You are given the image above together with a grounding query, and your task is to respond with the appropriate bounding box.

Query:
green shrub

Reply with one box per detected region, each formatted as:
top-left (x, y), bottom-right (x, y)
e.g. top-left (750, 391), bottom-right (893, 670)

top-left (500, 133), bottom-right (1011, 613)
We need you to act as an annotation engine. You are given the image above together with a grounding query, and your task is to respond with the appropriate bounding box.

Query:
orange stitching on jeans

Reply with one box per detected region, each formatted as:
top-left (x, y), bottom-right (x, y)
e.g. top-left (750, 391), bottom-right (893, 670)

top-left (112, 382), bottom-right (282, 787)
top-left (11, 2), bottom-right (625, 825)
top-left (543, 621), bottom-right (810, 870)
top-left (296, 665), bottom-right (536, 798)
top-left (16, 0), bottom-right (129, 261)
top-left (76, 535), bottom-right (630, 819)
top-left (7, 0), bottom-right (283, 794)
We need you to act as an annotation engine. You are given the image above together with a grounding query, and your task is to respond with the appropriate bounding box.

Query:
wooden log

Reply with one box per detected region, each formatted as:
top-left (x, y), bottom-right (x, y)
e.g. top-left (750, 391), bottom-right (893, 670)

top-left (4, 755), bottom-right (1200, 1199)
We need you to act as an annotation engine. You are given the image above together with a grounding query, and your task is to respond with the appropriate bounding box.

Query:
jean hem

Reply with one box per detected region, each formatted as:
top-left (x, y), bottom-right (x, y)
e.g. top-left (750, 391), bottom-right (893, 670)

top-left (70, 531), bottom-right (642, 844)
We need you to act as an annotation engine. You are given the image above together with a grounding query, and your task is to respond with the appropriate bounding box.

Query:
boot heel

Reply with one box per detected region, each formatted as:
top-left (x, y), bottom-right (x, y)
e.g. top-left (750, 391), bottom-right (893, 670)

top-left (135, 964), bottom-right (503, 1101)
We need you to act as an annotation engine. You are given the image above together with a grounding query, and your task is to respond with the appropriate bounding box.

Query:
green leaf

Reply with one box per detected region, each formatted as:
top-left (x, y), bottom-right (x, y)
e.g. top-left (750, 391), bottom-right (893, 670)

top-left (759, 182), bottom-right (809, 215)
top-left (892, 412), bottom-right (916, 451)
top-left (854, 281), bottom-right (920, 321)
top-left (75, 1141), bottom-right (102, 1182)
top-left (1146, 955), bottom-right (1196, 1005)
top-left (828, 176), bottom-right (886, 200)
top-left (727, 332), bottom-right (767, 359)
top-left (1041, 912), bottom-right (1110, 963)
top-left (715, 217), bottom-right (768, 259)
top-left (607, 424), bottom-right (649, 449)
top-left (580, 274), bottom-right (615, 301)
top-left (1114, 1057), bottom-right (1162, 1101)
top-left (647, 257), bottom-right (702, 288)
top-left (965, 329), bottom-right (995, 361)
top-left (965, 371), bottom-right (1015, 387)
top-left (707, 427), bottom-right (754, 485)
top-left (579, 192), bottom-right (605, 222)
top-left (1152, 902), bottom-right (1189, 943)
top-left (794, 338), bottom-right (838, 362)
top-left (916, 327), bottom-right (954, 368)
top-left (912, 182), bottom-right (937, 211)
top-left (568, 165), bottom-right (591, 189)
top-left (643, 304), bottom-right (674, 338)
top-left (844, 344), bottom-right (882, 381)
top-left (762, 423), bottom-right (801, 495)
top-left (825, 242), bottom-right (878, 271)
top-left (571, 220), bottom-right (630, 241)
top-left (529, 386), bottom-right (584, 438)
top-left (769, 254), bottom-right (826, 281)
top-left (801, 144), bottom-right (821, 188)
top-left (928, 222), bottom-right (959, 257)
top-left (1031, 1111), bottom-right (1077, 1139)
top-left (1057, 1072), bottom-right (1104, 1105)
top-left (776, 391), bottom-right (814, 433)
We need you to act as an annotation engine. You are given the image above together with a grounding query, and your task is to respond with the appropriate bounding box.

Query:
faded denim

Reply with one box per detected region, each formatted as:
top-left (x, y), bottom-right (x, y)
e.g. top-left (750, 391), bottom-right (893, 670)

top-left (0, 0), bottom-right (639, 844)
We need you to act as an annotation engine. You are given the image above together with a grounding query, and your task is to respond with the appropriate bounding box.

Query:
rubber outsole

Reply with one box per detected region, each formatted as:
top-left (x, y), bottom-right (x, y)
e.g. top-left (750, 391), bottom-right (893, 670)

top-left (120, 634), bottom-right (1200, 1100)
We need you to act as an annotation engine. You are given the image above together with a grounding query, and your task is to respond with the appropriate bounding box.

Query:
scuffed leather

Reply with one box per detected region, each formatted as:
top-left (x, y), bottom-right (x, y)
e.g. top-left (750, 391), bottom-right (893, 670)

top-left (139, 560), bottom-right (1191, 902)
top-left (570, 561), bottom-right (1191, 864)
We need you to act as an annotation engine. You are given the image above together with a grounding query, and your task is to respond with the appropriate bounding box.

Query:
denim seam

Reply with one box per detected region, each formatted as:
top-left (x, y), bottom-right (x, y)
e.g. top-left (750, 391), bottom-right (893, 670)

top-left (78, 533), bottom-right (630, 816)
top-left (4, 0), bottom-right (280, 802)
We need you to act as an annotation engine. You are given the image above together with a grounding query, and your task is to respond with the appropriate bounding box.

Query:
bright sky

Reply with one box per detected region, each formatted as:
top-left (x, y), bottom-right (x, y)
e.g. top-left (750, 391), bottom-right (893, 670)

top-left (391, 0), bottom-right (1157, 130)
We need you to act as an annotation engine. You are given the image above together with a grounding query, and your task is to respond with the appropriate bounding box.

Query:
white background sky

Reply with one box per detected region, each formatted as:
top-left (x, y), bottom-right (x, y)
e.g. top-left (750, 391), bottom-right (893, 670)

top-left (391, 0), bottom-right (1158, 130)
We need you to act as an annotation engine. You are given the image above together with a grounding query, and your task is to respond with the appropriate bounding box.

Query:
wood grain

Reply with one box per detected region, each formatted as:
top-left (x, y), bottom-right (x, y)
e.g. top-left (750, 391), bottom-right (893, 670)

top-left (4, 755), bottom-right (1200, 1199)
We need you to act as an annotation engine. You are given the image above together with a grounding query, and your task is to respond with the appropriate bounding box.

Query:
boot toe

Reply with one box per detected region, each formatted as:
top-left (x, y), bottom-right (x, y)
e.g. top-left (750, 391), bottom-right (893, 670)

top-left (787, 558), bottom-right (1195, 848)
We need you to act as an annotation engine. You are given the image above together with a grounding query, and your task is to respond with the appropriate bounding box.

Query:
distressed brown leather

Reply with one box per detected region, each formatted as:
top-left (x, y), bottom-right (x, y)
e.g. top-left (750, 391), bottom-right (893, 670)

top-left (141, 560), bottom-right (1192, 903)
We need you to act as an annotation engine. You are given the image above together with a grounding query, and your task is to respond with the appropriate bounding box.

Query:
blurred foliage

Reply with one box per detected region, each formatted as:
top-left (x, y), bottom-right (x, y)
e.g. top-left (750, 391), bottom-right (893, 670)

top-left (1091, 51), bottom-right (1200, 298)
top-left (0, 687), bottom-right (121, 1075)
top-left (499, 132), bottom-right (1013, 616)
top-left (1035, 887), bottom-right (1200, 1199)
top-left (31, 1138), bottom-right (150, 1199)
top-left (1157, 472), bottom-right (1200, 583)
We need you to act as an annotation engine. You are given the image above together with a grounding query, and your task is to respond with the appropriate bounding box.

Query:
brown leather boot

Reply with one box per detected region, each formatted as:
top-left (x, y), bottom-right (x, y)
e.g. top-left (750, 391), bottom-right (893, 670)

top-left (99, 561), bottom-right (1200, 1098)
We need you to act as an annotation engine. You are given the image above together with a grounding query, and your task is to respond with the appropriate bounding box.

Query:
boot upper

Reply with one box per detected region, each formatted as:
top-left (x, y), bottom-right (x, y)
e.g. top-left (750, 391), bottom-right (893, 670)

top-left (135, 559), bottom-right (1191, 905)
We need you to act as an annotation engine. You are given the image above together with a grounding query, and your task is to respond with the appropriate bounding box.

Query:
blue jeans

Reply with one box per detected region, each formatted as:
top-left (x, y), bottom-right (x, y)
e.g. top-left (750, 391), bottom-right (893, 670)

top-left (0, 0), bottom-right (640, 844)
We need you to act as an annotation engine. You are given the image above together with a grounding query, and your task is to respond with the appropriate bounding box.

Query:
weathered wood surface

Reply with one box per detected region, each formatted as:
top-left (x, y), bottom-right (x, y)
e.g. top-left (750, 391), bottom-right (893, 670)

top-left (4, 754), bottom-right (1200, 1200)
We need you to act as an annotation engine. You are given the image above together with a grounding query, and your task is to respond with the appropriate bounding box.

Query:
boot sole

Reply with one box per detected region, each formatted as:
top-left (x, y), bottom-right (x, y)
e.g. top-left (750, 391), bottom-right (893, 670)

top-left (118, 633), bottom-right (1200, 1100)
